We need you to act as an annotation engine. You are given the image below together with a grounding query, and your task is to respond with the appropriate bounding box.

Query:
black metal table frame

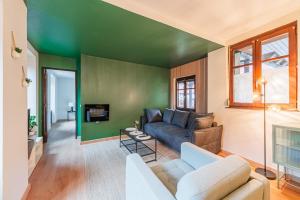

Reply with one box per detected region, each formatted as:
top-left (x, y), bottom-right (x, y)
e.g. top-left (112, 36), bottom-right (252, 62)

top-left (120, 129), bottom-right (157, 163)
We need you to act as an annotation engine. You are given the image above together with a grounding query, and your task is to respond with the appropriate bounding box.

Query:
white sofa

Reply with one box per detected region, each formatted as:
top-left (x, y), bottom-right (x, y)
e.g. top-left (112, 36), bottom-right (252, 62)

top-left (126, 142), bottom-right (270, 200)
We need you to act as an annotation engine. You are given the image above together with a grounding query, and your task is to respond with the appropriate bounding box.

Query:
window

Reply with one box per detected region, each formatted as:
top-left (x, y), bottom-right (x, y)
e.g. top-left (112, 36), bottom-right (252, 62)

top-left (229, 22), bottom-right (297, 110)
top-left (176, 76), bottom-right (196, 110)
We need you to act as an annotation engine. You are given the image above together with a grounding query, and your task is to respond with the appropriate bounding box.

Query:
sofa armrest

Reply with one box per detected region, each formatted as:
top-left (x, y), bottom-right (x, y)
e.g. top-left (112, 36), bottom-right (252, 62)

top-left (126, 154), bottom-right (176, 200)
top-left (140, 115), bottom-right (147, 131)
top-left (193, 125), bottom-right (223, 154)
top-left (212, 121), bottom-right (218, 127)
top-left (250, 171), bottom-right (270, 200)
top-left (180, 142), bottom-right (221, 169)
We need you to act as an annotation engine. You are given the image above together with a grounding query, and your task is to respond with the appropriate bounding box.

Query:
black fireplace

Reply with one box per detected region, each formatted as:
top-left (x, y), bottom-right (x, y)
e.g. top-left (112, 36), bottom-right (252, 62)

top-left (85, 104), bottom-right (109, 122)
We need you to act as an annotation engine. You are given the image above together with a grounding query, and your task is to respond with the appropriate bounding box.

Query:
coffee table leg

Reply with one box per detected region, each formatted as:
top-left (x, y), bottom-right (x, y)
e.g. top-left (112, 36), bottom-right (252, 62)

top-left (155, 139), bottom-right (157, 161)
top-left (119, 129), bottom-right (121, 147)
top-left (136, 141), bottom-right (138, 153)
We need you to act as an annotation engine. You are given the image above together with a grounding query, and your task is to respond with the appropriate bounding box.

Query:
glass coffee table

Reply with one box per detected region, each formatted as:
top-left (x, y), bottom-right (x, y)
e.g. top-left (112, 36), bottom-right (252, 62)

top-left (120, 128), bottom-right (157, 163)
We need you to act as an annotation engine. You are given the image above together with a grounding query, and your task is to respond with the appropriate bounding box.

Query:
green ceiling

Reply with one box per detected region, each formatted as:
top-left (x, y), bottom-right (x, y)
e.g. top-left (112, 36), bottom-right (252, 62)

top-left (27, 0), bottom-right (223, 68)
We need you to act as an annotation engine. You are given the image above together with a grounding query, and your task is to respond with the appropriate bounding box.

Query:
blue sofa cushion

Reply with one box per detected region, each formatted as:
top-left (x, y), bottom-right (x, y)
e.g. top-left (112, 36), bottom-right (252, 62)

top-left (149, 123), bottom-right (190, 151)
top-left (163, 109), bottom-right (174, 124)
top-left (172, 110), bottom-right (190, 128)
top-left (144, 122), bottom-right (166, 137)
top-left (145, 108), bottom-right (162, 123)
top-left (144, 122), bottom-right (190, 152)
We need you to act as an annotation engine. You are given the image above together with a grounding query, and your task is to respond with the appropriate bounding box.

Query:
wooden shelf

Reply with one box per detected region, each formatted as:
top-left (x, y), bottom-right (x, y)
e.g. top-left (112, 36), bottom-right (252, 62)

top-left (275, 142), bottom-right (300, 151)
top-left (28, 136), bottom-right (43, 177)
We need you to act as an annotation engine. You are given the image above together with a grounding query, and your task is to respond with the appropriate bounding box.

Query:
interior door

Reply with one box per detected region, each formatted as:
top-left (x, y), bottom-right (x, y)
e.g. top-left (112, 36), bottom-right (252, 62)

top-left (42, 68), bottom-right (48, 142)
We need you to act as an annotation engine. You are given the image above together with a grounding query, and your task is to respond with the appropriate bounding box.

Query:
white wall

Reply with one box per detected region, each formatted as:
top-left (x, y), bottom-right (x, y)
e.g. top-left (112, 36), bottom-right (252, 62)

top-left (208, 10), bottom-right (300, 169)
top-left (27, 49), bottom-right (37, 116)
top-left (27, 42), bottom-right (38, 118)
top-left (46, 70), bottom-right (75, 129)
top-left (47, 72), bottom-right (56, 131)
top-left (50, 74), bottom-right (56, 123)
top-left (56, 77), bottom-right (75, 120)
top-left (2, 0), bottom-right (28, 199)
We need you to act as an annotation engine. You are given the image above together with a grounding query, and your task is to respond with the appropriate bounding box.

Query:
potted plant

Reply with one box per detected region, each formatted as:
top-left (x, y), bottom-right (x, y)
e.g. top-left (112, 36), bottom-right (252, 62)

top-left (29, 116), bottom-right (38, 136)
top-left (21, 66), bottom-right (32, 87)
top-left (11, 47), bottom-right (23, 58)
top-left (133, 120), bottom-right (139, 131)
top-left (22, 77), bottom-right (32, 87)
top-left (11, 31), bottom-right (23, 59)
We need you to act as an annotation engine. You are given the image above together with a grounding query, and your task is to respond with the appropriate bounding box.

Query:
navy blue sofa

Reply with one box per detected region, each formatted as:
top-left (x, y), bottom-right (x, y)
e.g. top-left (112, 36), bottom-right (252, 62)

top-left (144, 121), bottom-right (190, 152)
top-left (142, 109), bottom-right (223, 153)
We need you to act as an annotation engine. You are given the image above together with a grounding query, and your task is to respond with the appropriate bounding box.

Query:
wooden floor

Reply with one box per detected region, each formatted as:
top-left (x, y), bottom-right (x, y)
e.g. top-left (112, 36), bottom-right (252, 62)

top-left (27, 121), bottom-right (87, 200)
top-left (27, 121), bottom-right (300, 200)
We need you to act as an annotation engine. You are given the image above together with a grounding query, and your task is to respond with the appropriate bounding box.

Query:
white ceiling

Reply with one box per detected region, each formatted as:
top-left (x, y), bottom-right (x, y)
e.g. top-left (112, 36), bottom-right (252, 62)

top-left (48, 69), bottom-right (75, 79)
top-left (104, 0), bottom-right (300, 45)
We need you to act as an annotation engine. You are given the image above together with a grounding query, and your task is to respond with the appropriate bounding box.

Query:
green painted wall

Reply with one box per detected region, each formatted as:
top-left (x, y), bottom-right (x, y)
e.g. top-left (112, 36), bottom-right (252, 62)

top-left (81, 55), bottom-right (169, 141)
top-left (37, 53), bottom-right (169, 141)
top-left (37, 54), bottom-right (80, 136)
top-left (39, 54), bottom-right (77, 70)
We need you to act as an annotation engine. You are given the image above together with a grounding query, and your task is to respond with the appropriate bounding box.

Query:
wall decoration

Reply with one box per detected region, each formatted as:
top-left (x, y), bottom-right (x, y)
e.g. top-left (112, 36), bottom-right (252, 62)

top-left (22, 66), bottom-right (31, 87)
top-left (29, 115), bottom-right (38, 136)
top-left (11, 31), bottom-right (23, 59)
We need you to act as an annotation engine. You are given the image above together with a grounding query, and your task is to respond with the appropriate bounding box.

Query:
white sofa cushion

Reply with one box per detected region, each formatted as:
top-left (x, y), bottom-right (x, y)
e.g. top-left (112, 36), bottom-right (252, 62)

top-left (176, 155), bottom-right (251, 200)
top-left (223, 179), bottom-right (264, 200)
top-left (126, 154), bottom-right (176, 200)
top-left (151, 159), bottom-right (194, 195)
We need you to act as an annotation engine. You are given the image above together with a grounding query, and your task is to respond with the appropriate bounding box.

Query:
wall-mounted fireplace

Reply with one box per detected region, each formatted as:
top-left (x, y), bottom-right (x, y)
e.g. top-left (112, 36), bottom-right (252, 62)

top-left (85, 104), bottom-right (109, 122)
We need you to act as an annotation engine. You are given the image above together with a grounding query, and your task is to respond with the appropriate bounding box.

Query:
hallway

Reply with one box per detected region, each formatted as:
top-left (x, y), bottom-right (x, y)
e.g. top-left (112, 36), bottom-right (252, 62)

top-left (28, 121), bottom-right (86, 200)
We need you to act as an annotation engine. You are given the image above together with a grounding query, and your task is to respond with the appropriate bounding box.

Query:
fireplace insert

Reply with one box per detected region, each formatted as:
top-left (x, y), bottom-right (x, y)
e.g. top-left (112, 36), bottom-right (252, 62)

top-left (85, 104), bottom-right (109, 122)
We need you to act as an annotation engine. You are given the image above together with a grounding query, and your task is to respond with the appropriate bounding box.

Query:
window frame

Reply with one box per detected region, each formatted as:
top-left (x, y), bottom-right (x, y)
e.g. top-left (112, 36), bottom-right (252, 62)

top-left (229, 21), bottom-right (297, 110)
top-left (176, 75), bottom-right (196, 111)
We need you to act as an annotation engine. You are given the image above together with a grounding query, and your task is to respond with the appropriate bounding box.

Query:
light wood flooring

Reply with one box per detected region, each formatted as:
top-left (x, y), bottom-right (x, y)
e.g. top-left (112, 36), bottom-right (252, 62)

top-left (28, 121), bottom-right (86, 200)
top-left (27, 121), bottom-right (300, 200)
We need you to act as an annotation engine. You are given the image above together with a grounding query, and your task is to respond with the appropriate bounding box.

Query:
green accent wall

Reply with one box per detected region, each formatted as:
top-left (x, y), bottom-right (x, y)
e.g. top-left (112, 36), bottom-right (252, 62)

top-left (38, 54), bottom-right (80, 136)
top-left (81, 55), bottom-right (169, 141)
top-left (27, 0), bottom-right (223, 68)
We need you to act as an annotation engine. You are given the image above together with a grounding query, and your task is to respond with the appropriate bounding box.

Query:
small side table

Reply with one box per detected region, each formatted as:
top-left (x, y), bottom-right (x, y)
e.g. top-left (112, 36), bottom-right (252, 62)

top-left (67, 110), bottom-right (76, 120)
top-left (28, 136), bottom-right (43, 177)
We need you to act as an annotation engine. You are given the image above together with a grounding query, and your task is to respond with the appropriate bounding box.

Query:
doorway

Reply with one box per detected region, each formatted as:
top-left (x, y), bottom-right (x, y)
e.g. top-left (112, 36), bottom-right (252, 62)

top-left (42, 68), bottom-right (77, 142)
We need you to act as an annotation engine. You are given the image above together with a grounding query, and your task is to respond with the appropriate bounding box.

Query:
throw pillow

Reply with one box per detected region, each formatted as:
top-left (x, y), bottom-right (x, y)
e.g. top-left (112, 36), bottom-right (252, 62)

top-left (186, 115), bottom-right (215, 137)
top-left (163, 109), bottom-right (174, 124)
top-left (171, 110), bottom-right (190, 128)
top-left (187, 112), bottom-right (214, 130)
top-left (194, 115), bottom-right (214, 129)
top-left (145, 108), bottom-right (162, 123)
